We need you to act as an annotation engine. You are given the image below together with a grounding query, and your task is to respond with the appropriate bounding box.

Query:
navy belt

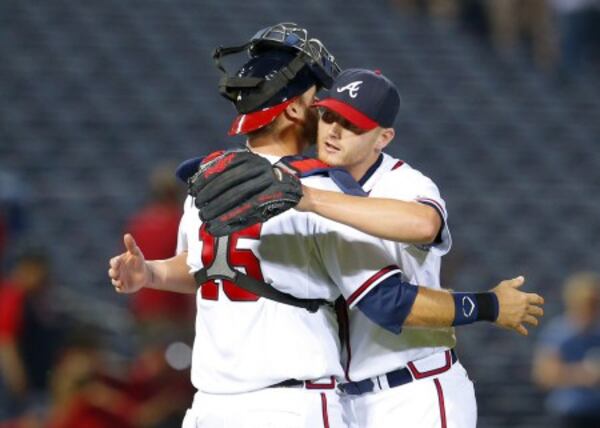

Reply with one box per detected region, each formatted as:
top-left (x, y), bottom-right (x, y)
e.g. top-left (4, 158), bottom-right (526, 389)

top-left (339, 350), bottom-right (458, 396)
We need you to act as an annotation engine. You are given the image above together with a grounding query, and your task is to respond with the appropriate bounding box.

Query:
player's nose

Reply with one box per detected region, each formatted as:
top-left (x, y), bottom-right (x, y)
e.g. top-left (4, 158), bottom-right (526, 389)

top-left (329, 122), bottom-right (343, 137)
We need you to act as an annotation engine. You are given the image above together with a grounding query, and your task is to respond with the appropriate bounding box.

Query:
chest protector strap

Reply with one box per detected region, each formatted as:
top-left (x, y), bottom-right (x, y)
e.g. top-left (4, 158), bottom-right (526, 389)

top-left (193, 235), bottom-right (328, 313)
top-left (277, 156), bottom-right (368, 197)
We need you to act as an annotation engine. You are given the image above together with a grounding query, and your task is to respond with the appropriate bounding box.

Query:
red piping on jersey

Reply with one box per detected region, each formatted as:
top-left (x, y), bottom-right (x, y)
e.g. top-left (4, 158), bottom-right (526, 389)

top-left (320, 393), bottom-right (330, 428)
top-left (346, 265), bottom-right (400, 306)
top-left (416, 197), bottom-right (445, 217)
top-left (434, 378), bottom-right (447, 428)
top-left (407, 350), bottom-right (452, 379)
top-left (392, 160), bottom-right (404, 170)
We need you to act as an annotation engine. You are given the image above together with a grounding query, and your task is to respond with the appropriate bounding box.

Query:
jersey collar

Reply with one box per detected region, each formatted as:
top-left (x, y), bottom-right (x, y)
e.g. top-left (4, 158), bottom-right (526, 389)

top-left (358, 154), bottom-right (384, 187)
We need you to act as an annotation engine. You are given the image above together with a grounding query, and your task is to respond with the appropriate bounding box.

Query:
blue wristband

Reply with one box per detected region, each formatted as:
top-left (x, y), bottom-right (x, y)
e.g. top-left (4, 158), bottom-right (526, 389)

top-left (452, 292), bottom-right (499, 326)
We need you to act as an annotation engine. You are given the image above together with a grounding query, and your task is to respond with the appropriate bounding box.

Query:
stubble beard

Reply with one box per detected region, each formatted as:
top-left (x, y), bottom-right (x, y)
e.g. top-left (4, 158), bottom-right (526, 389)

top-left (301, 107), bottom-right (319, 149)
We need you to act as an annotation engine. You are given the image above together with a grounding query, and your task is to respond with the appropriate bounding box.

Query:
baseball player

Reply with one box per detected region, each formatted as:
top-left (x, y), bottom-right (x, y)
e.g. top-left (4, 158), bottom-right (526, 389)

top-left (109, 25), bottom-right (544, 428)
top-left (109, 23), bottom-right (366, 428)
top-left (197, 69), bottom-right (545, 428)
top-left (309, 68), bottom-right (479, 428)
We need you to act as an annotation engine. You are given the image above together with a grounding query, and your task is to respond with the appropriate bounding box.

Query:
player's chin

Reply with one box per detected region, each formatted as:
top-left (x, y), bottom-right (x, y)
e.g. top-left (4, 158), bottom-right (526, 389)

top-left (317, 150), bottom-right (336, 166)
top-left (317, 146), bottom-right (342, 165)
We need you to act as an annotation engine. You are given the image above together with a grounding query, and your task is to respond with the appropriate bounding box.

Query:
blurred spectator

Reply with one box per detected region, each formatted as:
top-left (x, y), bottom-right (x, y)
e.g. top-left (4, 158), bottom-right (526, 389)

top-left (46, 341), bottom-right (135, 428)
top-left (0, 249), bottom-right (62, 419)
top-left (550, 0), bottom-right (600, 78)
top-left (391, 0), bottom-right (558, 70)
top-left (45, 332), bottom-right (193, 428)
top-left (485, 0), bottom-right (557, 71)
top-left (122, 335), bottom-right (194, 428)
top-left (532, 272), bottom-right (600, 428)
top-left (125, 163), bottom-right (194, 325)
top-left (391, 0), bottom-right (600, 78)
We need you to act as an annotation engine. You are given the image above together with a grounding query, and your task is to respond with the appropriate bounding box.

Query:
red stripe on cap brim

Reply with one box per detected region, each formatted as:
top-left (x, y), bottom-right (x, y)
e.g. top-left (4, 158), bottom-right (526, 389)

top-left (313, 98), bottom-right (379, 131)
top-left (228, 99), bottom-right (295, 136)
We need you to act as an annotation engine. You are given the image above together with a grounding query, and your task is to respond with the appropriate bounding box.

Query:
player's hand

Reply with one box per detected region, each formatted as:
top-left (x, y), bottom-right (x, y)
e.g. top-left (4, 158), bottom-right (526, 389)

top-left (294, 185), bottom-right (314, 212)
top-left (108, 234), bottom-right (153, 294)
top-left (491, 276), bottom-right (544, 336)
top-left (190, 150), bottom-right (302, 236)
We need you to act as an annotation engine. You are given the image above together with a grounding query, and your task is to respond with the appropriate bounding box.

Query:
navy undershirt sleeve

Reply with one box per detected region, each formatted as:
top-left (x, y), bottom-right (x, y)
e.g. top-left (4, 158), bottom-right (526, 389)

top-left (417, 200), bottom-right (445, 244)
top-left (356, 273), bottom-right (419, 334)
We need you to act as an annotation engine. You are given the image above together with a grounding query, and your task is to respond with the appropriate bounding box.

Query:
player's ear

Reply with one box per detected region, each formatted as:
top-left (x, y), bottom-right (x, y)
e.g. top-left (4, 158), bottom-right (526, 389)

top-left (283, 100), bottom-right (310, 127)
top-left (285, 98), bottom-right (305, 121)
top-left (285, 87), bottom-right (316, 122)
top-left (375, 128), bottom-right (395, 151)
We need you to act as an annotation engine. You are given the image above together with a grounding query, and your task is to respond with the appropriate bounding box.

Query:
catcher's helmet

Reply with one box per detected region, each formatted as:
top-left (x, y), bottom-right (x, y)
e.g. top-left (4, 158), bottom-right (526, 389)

top-left (213, 22), bottom-right (341, 135)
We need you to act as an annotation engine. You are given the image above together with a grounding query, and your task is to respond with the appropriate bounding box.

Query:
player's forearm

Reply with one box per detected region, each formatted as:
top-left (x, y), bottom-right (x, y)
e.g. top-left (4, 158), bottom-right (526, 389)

top-left (403, 287), bottom-right (455, 327)
top-left (406, 286), bottom-right (500, 329)
top-left (357, 276), bottom-right (500, 334)
top-left (146, 253), bottom-right (197, 294)
top-left (299, 186), bottom-right (439, 244)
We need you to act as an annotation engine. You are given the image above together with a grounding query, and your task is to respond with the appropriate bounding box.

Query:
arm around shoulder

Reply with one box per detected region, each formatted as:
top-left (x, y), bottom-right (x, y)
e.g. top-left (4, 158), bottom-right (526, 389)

top-left (298, 186), bottom-right (441, 244)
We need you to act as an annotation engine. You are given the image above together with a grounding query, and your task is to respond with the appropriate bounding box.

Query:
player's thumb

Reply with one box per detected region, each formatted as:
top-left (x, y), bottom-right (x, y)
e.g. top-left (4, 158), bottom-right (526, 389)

top-left (508, 275), bottom-right (525, 288)
top-left (123, 233), bottom-right (141, 256)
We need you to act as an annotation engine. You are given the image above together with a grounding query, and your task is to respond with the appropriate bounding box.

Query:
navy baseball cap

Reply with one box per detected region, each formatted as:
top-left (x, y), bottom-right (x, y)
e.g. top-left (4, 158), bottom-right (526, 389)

top-left (313, 68), bottom-right (400, 131)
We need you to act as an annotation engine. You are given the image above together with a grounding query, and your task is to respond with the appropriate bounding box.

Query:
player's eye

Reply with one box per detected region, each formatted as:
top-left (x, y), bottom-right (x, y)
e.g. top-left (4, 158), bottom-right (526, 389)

top-left (342, 120), bottom-right (366, 135)
top-left (319, 109), bottom-right (366, 135)
top-left (320, 109), bottom-right (336, 124)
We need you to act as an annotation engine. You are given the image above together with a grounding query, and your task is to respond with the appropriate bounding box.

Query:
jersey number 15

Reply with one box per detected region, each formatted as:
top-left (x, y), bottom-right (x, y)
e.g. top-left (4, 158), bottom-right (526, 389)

top-left (199, 224), bottom-right (264, 302)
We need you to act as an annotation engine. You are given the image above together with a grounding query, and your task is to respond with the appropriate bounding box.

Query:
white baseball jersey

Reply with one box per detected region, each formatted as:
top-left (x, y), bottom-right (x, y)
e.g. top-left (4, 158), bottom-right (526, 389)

top-left (176, 154), bottom-right (404, 394)
top-left (341, 153), bottom-right (456, 382)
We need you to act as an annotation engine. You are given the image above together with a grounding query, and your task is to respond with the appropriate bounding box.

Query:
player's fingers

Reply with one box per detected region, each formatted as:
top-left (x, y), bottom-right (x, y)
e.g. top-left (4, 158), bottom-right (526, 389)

top-left (111, 279), bottom-right (123, 290)
top-left (527, 293), bottom-right (544, 305)
top-left (523, 315), bottom-right (539, 327)
top-left (515, 324), bottom-right (529, 336)
top-left (508, 275), bottom-right (525, 288)
top-left (123, 234), bottom-right (141, 256)
top-left (109, 256), bottom-right (121, 270)
top-left (108, 268), bottom-right (119, 279)
top-left (528, 305), bottom-right (544, 318)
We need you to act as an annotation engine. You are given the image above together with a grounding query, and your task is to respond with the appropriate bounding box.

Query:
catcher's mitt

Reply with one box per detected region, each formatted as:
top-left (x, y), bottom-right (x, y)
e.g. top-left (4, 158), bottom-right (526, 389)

top-left (188, 150), bottom-right (303, 236)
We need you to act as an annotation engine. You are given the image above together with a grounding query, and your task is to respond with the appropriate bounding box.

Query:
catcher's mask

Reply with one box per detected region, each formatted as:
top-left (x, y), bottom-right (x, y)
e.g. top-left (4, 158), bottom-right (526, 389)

top-left (213, 22), bottom-right (341, 135)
